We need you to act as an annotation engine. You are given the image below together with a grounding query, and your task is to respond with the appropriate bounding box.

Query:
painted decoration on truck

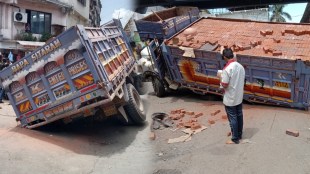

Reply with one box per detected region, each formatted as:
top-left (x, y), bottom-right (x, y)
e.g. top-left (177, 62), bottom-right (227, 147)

top-left (73, 73), bottom-right (94, 90)
top-left (25, 72), bottom-right (40, 84)
top-left (43, 101), bottom-right (74, 118)
top-left (44, 61), bottom-right (59, 75)
top-left (34, 93), bottom-right (50, 107)
top-left (9, 81), bottom-right (22, 93)
top-left (2, 39), bottom-right (81, 89)
top-left (178, 59), bottom-right (220, 85)
top-left (14, 90), bottom-right (27, 103)
top-left (64, 49), bottom-right (84, 65)
top-left (18, 101), bottom-right (32, 114)
top-left (53, 83), bottom-right (71, 99)
top-left (67, 60), bottom-right (88, 76)
top-left (29, 81), bottom-right (44, 95)
top-left (47, 71), bottom-right (66, 86)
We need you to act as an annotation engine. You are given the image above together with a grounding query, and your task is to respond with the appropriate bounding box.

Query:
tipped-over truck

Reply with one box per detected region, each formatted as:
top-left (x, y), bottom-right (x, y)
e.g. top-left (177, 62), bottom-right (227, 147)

top-left (0, 20), bottom-right (146, 129)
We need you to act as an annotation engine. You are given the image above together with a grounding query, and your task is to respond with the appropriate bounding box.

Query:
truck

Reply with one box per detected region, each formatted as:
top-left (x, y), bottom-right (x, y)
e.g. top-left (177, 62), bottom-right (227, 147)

top-left (0, 20), bottom-right (146, 129)
top-left (138, 17), bottom-right (310, 110)
top-left (135, 6), bottom-right (200, 42)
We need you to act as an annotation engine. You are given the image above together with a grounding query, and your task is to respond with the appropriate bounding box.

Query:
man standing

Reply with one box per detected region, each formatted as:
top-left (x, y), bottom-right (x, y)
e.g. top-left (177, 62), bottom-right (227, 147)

top-left (220, 48), bottom-right (245, 144)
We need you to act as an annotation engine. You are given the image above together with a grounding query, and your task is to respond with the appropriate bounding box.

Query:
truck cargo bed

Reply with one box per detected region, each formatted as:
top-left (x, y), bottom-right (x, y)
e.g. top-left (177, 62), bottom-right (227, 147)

top-left (162, 17), bottom-right (310, 110)
top-left (135, 6), bottom-right (199, 41)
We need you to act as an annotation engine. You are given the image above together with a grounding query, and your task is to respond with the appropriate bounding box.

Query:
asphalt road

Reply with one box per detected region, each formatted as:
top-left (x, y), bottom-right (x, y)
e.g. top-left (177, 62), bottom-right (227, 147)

top-left (0, 83), bottom-right (309, 174)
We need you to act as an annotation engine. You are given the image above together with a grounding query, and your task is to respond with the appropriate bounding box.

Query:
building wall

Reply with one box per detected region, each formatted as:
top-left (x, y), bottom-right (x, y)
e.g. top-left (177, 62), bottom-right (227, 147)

top-left (60, 0), bottom-right (90, 26)
top-left (216, 8), bottom-right (269, 21)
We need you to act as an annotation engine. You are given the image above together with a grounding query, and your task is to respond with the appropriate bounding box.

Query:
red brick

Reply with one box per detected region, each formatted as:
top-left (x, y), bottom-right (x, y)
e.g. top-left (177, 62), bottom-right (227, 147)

top-left (189, 118), bottom-right (198, 123)
top-left (194, 112), bottom-right (203, 118)
top-left (273, 51), bottom-right (282, 56)
top-left (191, 122), bottom-right (202, 130)
top-left (208, 119), bottom-right (215, 124)
top-left (211, 110), bottom-right (221, 116)
top-left (170, 110), bottom-right (177, 114)
top-left (186, 111), bottom-right (195, 115)
top-left (183, 122), bottom-right (192, 128)
top-left (221, 115), bottom-right (228, 120)
top-left (169, 114), bottom-right (183, 120)
top-left (286, 129), bottom-right (299, 137)
top-left (177, 122), bottom-right (184, 128)
top-left (149, 132), bottom-right (156, 140)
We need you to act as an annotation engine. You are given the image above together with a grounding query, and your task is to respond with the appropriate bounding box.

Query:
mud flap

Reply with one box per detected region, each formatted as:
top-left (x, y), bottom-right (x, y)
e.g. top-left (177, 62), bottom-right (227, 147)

top-left (117, 105), bottom-right (131, 123)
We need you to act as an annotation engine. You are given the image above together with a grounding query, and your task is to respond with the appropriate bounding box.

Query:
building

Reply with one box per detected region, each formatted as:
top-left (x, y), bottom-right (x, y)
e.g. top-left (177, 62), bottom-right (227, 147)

top-left (300, 3), bottom-right (310, 23)
top-left (0, 0), bottom-right (101, 62)
top-left (203, 7), bottom-right (269, 21)
top-left (89, 0), bottom-right (102, 27)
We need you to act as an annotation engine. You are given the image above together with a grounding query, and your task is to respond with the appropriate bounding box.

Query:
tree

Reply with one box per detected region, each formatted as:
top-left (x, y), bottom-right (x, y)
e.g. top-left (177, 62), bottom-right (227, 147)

top-left (269, 4), bottom-right (292, 22)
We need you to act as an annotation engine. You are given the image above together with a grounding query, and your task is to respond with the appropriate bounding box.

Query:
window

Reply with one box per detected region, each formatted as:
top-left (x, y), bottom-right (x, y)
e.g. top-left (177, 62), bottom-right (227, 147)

top-left (77, 0), bottom-right (86, 6)
top-left (26, 10), bottom-right (51, 34)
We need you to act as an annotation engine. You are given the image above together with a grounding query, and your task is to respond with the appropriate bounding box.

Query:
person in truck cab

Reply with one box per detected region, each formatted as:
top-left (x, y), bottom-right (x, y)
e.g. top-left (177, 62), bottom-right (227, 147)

top-left (219, 47), bottom-right (245, 144)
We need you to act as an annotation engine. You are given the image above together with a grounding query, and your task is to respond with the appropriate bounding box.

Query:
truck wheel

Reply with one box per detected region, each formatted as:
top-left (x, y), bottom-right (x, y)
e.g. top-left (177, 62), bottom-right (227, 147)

top-left (152, 78), bottom-right (165, 97)
top-left (134, 75), bottom-right (148, 95)
top-left (123, 83), bottom-right (146, 124)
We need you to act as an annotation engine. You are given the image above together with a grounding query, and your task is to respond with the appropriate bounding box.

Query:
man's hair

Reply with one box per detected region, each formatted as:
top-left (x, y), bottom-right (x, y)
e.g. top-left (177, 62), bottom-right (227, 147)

top-left (222, 48), bottom-right (234, 59)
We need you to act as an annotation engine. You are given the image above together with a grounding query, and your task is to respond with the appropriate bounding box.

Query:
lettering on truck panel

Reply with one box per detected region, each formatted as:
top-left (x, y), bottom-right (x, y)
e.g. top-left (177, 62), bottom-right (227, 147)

top-left (43, 101), bottom-right (74, 118)
top-left (14, 90), bottom-right (27, 103)
top-left (48, 72), bottom-right (65, 86)
top-left (11, 59), bottom-right (30, 74)
top-left (30, 82), bottom-right (44, 95)
top-left (11, 39), bottom-right (62, 75)
top-left (67, 60), bottom-right (88, 76)
top-left (31, 39), bottom-right (62, 62)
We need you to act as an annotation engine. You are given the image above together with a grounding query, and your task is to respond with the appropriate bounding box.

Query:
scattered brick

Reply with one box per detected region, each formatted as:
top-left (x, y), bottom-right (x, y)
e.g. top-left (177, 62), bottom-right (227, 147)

top-left (194, 112), bottom-right (203, 118)
top-left (170, 110), bottom-right (177, 114)
top-left (273, 38), bottom-right (281, 43)
top-left (186, 111), bottom-right (195, 115)
top-left (191, 122), bottom-right (202, 130)
top-left (273, 51), bottom-right (282, 56)
top-left (189, 118), bottom-right (198, 123)
top-left (169, 114), bottom-right (183, 120)
top-left (177, 122), bottom-right (184, 128)
top-left (208, 119), bottom-right (215, 124)
top-left (221, 115), bottom-right (228, 120)
top-left (183, 122), bottom-right (192, 128)
top-left (180, 110), bottom-right (186, 114)
top-left (211, 110), bottom-right (221, 116)
top-left (286, 129), bottom-right (299, 137)
top-left (149, 132), bottom-right (156, 140)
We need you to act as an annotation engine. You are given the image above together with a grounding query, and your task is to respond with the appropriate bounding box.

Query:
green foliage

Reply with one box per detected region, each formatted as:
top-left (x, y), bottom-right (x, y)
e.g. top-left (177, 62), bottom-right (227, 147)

top-left (20, 32), bottom-right (37, 41)
top-left (269, 4), bottom-right (292, 22)
top-left (40, 32), bottom-right (53, 42)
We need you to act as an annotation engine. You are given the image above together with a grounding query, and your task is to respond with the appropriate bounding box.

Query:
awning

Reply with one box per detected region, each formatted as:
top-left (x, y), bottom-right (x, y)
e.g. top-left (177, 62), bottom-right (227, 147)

top-left (17, 41), bottom-right (45, 50)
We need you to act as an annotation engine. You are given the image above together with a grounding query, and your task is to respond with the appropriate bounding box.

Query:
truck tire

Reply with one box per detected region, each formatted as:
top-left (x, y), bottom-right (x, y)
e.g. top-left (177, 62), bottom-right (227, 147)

top-left (152, 78), bottom-right (165, 97)
top-left (134, 75), bottom-right (148, 95)
top-left (123, 83), bottom-right (146, 124)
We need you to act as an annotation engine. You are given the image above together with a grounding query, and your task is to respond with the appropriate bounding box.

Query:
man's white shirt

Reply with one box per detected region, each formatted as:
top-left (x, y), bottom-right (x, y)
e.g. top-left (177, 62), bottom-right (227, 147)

top-left (221, 59), bottom-right (245, 106)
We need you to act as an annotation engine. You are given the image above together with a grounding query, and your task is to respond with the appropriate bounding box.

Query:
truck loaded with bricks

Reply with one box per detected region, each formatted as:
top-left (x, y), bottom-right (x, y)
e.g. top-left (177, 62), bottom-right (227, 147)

top-left (135, 7), bottom-right (310, 110)
top-left (0, 19), bottom-right (146, 129)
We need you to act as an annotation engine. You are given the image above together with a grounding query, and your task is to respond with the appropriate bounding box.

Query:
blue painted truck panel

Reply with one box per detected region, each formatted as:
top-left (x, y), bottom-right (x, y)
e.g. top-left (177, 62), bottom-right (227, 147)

top-left (135, 6), bottom-right (200, 41)
top-left (157, 17), bottom-right (310, 110)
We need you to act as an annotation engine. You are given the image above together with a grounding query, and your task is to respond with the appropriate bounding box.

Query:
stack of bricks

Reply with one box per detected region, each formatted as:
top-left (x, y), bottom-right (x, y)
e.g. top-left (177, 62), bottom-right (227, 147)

top-left (170, 108), bottom-right (204, 130)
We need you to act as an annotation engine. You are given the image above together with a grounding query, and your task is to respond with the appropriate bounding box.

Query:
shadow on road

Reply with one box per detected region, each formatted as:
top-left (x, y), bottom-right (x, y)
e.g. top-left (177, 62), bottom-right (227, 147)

top-left (10, 117), bottom-right (149, 157)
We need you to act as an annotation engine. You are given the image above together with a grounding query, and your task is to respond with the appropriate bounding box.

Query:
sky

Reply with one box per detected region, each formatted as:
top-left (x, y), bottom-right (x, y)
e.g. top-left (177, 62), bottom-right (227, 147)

top-left (100, 0), bottom-right (134, 25)
top-left (100, 1), bottom-right (308, 25)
